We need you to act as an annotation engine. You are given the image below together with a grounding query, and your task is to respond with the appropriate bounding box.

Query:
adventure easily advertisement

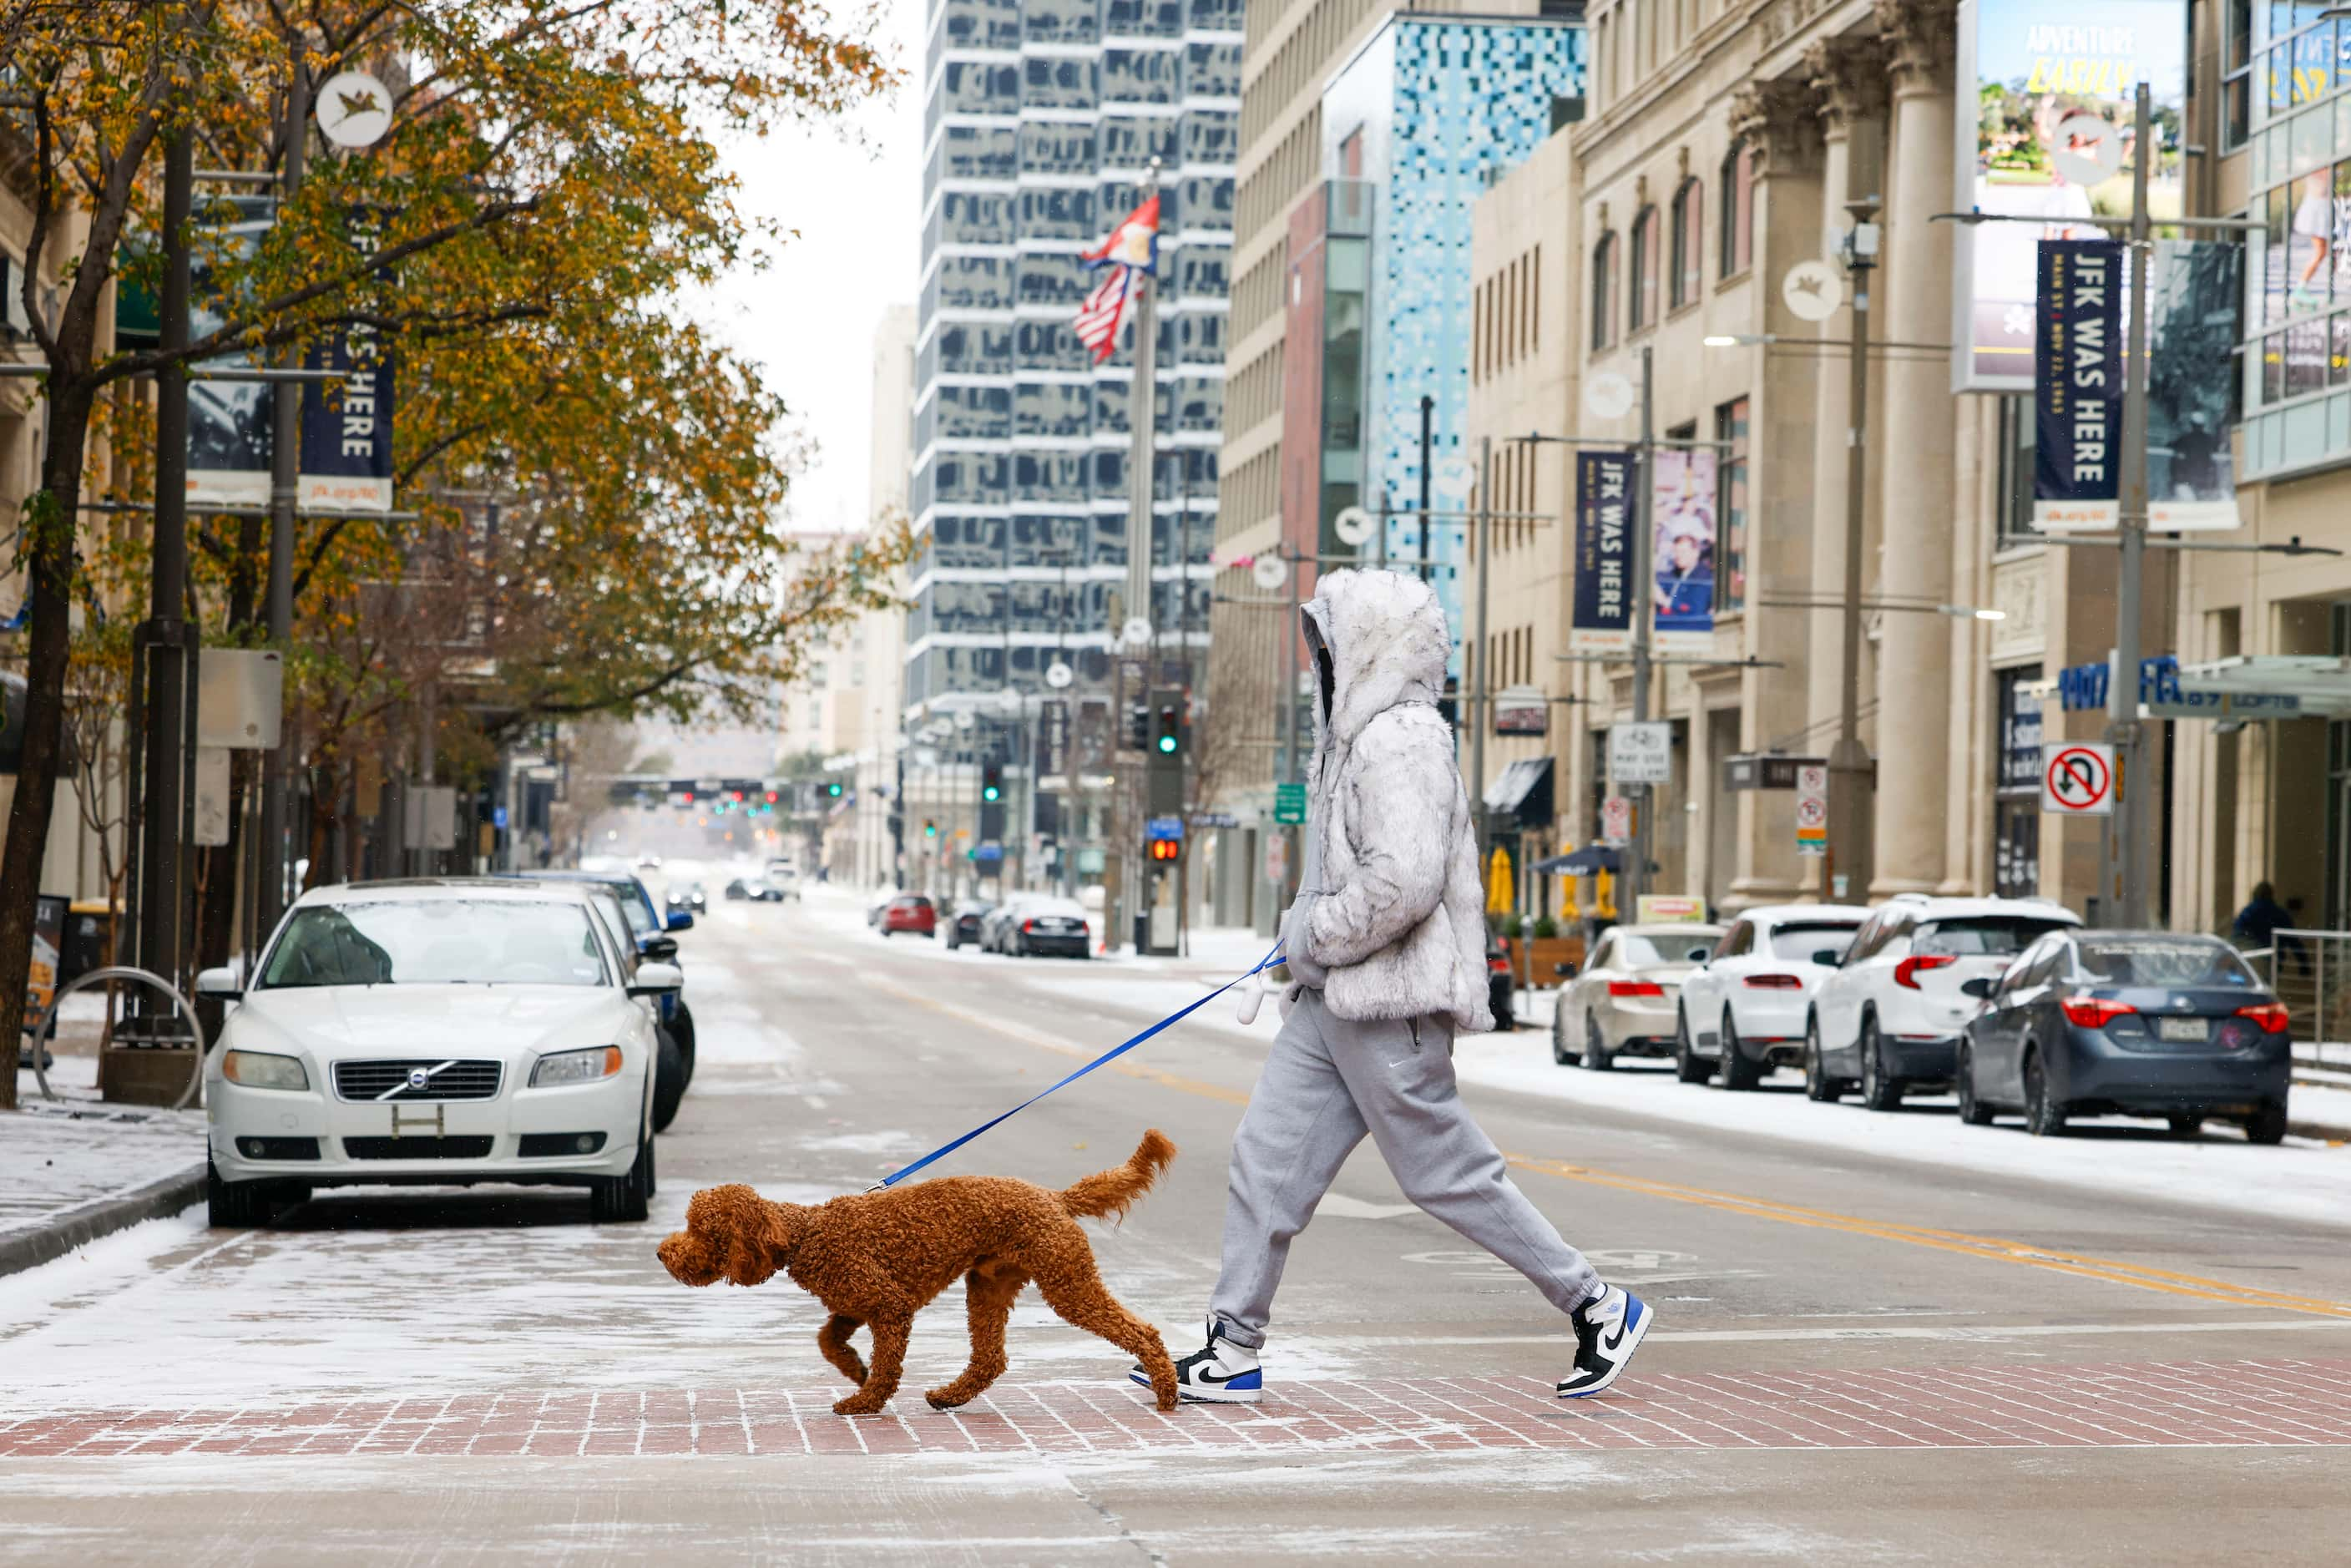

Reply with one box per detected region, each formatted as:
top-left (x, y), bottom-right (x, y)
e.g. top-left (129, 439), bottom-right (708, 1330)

top-left (1651, 448), bottom-right (1717, 647)
top-left (1954, 0), bottom-right (2187, 393)
top-left (1570, 450), bottom-right (1634, 654)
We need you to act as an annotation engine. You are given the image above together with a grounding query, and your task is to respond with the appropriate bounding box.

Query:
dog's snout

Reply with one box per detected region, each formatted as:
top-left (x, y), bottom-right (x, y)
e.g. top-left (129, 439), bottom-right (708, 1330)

top-left (658, 1230), bottom-right (719, 1286)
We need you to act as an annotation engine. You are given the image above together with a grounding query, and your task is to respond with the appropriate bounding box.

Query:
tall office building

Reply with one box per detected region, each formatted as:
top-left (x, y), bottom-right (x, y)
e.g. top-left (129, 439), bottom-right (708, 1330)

top-left (909, 0), bottom-right (1241, 880)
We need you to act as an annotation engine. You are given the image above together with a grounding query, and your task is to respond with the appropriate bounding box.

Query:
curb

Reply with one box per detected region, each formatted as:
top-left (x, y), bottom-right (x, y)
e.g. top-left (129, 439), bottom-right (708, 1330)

top-left (0, 1162), bottom-right (208, 1281)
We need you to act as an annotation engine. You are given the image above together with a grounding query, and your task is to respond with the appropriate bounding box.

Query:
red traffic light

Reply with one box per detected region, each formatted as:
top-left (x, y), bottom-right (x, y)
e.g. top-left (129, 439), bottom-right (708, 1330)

top-left (1148, 838), bottom-right (1181, 862)
top-left (764, 790), bottom-right (778, 803)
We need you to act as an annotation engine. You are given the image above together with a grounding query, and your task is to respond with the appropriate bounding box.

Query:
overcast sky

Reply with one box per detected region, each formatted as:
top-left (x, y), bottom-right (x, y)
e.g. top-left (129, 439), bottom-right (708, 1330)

top-left (690, 0), bottom-right (927, 539)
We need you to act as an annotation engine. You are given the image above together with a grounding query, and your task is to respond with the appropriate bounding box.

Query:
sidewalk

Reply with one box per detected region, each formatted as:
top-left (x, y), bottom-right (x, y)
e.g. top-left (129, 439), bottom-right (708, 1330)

top-left (5, 1005), bottom-right (209, 1279)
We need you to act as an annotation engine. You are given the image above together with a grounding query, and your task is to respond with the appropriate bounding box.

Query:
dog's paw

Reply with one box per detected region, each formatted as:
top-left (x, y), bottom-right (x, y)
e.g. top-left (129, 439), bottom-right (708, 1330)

top-left (924, 1387), bottom-right (972, 1410)
top-left (832, 1395), bottom-right (888, 1417)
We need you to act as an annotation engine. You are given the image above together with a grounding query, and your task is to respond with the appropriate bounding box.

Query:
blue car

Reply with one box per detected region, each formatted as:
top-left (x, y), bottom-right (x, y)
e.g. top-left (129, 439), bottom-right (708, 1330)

top-left (1957, 930), bottom-right (2292, 1143)
top-left (503, 872), bottom-right (698, 1110)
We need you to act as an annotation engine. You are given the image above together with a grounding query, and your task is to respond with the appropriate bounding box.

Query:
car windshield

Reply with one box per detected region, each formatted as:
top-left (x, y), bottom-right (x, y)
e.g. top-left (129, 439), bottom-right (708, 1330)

top-left (1915, 916), bottom-right (2070, 957)
top-left (2078, 938), bottom-right (2259, 988)
top-left (259, 900), bottom-right (609, 989)
top-left (1768, 923), bottom-right (1861, 960)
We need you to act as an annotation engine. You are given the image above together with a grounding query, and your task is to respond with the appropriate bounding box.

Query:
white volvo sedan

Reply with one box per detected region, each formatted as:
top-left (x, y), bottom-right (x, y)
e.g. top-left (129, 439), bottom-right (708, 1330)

top-left (200, 878), bottom-right (679, 1227)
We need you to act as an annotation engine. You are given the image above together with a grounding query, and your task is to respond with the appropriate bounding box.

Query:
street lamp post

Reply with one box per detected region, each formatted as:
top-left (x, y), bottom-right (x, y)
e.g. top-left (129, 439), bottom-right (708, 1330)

top-left (1830, 195), bottom-right (1879, 905)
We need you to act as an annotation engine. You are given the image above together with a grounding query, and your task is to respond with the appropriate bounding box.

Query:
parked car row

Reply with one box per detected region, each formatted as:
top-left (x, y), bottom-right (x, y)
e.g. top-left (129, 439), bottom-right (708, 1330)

top-left (1550, 893), bottom-right (2294, 1142)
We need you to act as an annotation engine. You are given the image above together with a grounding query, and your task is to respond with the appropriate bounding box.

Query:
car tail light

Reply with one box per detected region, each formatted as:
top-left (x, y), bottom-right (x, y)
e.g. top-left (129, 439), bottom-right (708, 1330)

top-left (1488, 954), bottom-right (1510, 974)
top-left (2060, 994), bottom-right (2136, 1029)
top-left (1742, 974), bottom-right (1802, 990)
top-left (1606, 980), bottom-right (1664, 998)
top-left (1893, 954), bottom-right (1958, 989)
top-left (1023, 919), bottom-right (1037, 933)
top-left (2233, 1001), bottom-right (2292, 1034)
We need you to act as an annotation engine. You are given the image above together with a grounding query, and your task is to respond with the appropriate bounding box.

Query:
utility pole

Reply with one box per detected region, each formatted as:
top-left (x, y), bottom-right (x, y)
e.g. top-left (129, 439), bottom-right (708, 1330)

top-left (1624, 343), bottom-right (1656, 914)
top-left (2109, 81), bottom-right (2154, 928)
top-left (135, 128), bottom-right (195, 1004)
top-left (257, 43), bottom-right (308, 938)
top-left (1106, 156), bottom-right (1160, 953)
top-left (1416, 394), bottom-right (1435, 581)
top-left (1828, 196), bottom-right (1880, 904)
top-left (1469, 434), bottom-right (1494, 873)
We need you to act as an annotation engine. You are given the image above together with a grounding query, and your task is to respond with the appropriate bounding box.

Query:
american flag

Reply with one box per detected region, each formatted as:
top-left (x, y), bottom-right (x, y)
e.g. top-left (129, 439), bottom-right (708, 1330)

top-left (1074, 195), bottom-right (1160, 362)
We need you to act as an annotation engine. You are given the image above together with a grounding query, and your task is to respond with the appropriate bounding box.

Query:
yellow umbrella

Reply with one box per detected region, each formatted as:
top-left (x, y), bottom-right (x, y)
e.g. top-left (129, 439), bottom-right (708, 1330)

top-left (1485, 844), bottom-right (1514, 915)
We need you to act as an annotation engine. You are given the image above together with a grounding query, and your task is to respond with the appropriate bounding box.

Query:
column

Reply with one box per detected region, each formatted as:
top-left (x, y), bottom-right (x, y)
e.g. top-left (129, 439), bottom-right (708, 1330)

top-left (1868, 0), bottom-right (1958, 897)
top-left (1729, 77), bottom-right (1823, 908)
top-left (1800, 34), bottom-right (1888, 761)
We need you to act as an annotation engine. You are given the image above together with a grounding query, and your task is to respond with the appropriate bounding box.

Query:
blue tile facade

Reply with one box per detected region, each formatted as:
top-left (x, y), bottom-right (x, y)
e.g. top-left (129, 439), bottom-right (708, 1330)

top-left (1321, 17), bottom-right (1585, 657)
top-left (910, 0), bottom-right (1239, 714)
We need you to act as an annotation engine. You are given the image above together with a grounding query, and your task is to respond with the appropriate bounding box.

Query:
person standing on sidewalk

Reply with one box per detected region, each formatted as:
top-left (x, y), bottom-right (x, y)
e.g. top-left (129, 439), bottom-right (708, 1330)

top-left (1134, 569), bottom-right (1651, 1404)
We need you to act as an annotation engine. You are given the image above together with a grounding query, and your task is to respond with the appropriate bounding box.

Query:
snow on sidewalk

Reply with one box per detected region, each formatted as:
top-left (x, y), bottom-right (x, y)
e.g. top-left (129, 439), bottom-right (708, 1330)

top-left (5, 1053), bottom-right (208, 1263)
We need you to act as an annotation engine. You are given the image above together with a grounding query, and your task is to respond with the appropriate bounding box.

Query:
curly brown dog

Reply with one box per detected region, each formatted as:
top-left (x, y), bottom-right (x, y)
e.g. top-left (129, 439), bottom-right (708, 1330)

top-left (658, 1130), bottom-right (1180, 1414)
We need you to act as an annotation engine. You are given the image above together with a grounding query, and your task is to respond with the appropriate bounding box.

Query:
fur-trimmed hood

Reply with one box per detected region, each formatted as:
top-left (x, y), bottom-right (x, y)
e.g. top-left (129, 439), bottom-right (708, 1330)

top-left (1300, 569), bottom-right (1451, 757)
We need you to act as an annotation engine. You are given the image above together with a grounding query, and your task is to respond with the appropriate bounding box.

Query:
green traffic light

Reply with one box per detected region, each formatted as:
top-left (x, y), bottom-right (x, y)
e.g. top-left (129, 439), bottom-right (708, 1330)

top-left (983, 787), bottom-right (1000, 802)
top-left (1155, 736), bottom-right (1176, 754)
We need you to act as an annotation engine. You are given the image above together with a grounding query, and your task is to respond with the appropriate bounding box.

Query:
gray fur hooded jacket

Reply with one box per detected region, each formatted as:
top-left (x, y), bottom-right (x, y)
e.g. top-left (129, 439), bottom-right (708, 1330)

top-left (1284, 569), bottom-right (1494, 1034)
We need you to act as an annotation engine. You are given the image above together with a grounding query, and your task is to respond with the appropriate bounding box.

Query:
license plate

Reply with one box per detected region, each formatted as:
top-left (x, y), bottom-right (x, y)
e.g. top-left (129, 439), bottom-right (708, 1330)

top-left (2156, 1018), bottom-right (2208, 1043)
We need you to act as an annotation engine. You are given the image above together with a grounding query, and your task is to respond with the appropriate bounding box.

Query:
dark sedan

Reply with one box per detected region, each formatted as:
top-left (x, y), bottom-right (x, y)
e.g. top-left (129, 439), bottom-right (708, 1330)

top-left (943, 903), bottom-right (993, 949)
top-left (1957, 930), bottom-right (2292, 1143)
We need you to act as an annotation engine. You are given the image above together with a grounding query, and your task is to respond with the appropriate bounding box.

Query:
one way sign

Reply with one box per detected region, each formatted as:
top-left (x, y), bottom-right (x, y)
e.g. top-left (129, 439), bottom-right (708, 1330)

top-left (2040, 743), bottom-right (2115, 817)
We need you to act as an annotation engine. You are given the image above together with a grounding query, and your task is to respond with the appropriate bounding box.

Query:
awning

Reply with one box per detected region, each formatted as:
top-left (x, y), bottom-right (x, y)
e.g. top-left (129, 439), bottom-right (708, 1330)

top-left (1482, 756), bottom-right (1554, 827)
top-left (1534, 844), bottom-right (1620, 876)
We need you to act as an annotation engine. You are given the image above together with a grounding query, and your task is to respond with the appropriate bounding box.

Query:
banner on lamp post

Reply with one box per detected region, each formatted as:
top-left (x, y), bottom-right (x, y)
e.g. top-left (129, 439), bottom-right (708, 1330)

top-left (2033, 237), bottom-right (2125, 530)
top-left (1570, 450), bottom-right (1635, 654)
top-left (300, 215), bottom-right (395, 512)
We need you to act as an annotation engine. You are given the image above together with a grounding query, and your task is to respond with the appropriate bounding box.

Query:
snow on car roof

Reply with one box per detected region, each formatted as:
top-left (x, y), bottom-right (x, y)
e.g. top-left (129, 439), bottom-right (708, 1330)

top-left (293, 878), bottom-right (601, 908)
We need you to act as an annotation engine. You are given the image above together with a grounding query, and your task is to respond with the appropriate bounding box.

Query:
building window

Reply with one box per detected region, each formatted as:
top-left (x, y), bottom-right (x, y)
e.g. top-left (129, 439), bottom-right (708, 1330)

top-left (1629, 205), bottom-right (1661, 331)
top-left (1669, 177), bottom-right (1703, 309)
top-left (1590, 230), bottom-right (1618, 351)
top-left (1995, 393), bottom-right (2036, 544)
top-left (1995, 667), bottom-right (2045, 899)
top-left (1719, 138), bottom-right (1754, 278)
top-left (1714, 396), bottom-right (1747, 614)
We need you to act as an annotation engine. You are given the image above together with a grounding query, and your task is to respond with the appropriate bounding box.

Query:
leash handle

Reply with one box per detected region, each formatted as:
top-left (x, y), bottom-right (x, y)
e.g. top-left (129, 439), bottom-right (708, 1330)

top-left (867, 941), bottom-right (1287, 1192)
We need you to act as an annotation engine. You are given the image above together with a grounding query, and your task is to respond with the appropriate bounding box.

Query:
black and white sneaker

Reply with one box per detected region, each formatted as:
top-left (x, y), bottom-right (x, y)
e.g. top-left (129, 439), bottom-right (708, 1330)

top-left (1557, 1285), bottom-right (1652, 1399)
top-left (1132, 1322), bottom-right (1262, 1404)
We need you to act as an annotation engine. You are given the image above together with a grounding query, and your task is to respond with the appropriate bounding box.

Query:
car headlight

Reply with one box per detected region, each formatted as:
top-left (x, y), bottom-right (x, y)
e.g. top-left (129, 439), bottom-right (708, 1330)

top-left (221, 1050), bottom-right (308, 1091)
top-left (530, 1046), bottom-right (624, 1087)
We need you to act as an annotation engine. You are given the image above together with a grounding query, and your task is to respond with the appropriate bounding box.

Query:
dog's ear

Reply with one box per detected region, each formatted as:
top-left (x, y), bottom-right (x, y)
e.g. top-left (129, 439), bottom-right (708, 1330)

top-left (705, 1184), bottom-right (796, 1287)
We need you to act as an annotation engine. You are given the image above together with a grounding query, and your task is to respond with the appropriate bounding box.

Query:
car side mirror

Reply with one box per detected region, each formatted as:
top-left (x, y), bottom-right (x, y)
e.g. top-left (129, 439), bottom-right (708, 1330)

top-left (638, 934), bottom-right (679, 962)
top-left (1813, 948), bottom-right (1843, 968)
top-left (629, 961), bottom-right (685, 998)
top-left (665, 910), bottom-right (694, 932)
top-left (1959, 976), bottom-right (1998, 1000)
top-left (195, 965), bottom-right (242, 1000)
top-left (1686, 946), bottom-right (1711, 963)
top-left (1553, 961), bottom-right (1576, 979)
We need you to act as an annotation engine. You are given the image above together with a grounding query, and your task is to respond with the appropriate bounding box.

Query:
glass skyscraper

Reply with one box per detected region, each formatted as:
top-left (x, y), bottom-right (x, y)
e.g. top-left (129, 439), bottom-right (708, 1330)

top-left (909, 0), bottom-right (1239, 751)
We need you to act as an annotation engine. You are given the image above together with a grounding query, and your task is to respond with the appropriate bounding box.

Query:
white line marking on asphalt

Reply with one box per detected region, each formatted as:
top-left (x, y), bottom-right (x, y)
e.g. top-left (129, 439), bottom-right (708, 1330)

top-left (1317, 1317), bottom-right (2351, 1347)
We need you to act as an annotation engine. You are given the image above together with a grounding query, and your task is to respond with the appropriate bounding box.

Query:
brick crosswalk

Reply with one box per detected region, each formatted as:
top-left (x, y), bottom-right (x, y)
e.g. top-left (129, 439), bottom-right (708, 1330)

top-left (7, 1358), bottom-right (2349, 1459)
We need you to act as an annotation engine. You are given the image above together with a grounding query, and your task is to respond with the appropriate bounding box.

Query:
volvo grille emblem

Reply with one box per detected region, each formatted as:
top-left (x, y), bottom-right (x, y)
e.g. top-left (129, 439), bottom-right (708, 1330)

top-left (407, 1067), bottom-right (432, 1091)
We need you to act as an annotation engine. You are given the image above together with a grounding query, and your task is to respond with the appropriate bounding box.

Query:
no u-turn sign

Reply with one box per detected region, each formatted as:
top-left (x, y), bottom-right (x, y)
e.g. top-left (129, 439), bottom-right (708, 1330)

top-left (2041, 743), bottom-right (2116, 817)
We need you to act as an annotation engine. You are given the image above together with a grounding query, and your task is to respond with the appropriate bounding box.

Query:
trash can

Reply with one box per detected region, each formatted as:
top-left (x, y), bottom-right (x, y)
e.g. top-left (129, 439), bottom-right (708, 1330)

top-left (59, 899), bottom-right (115, 990)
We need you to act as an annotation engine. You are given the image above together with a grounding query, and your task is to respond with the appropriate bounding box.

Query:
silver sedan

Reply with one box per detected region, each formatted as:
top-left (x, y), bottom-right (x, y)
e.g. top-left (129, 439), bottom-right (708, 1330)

top-left (1554, 923), bottom-right (1726, 1070)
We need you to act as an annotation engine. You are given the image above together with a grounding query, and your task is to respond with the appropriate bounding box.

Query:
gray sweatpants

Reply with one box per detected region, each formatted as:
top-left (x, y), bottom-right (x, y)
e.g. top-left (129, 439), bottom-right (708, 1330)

top-left (1208, 989), bottom-right (1604, 1349)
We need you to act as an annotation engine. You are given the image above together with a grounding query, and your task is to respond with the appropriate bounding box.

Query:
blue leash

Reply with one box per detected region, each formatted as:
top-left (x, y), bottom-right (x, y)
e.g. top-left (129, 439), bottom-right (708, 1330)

top-left (868, 940), bottom-right (1287, 1191)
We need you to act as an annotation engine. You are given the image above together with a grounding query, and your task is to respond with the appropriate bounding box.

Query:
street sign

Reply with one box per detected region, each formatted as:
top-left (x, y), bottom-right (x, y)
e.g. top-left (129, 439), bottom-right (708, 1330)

top-left (1192, 810), bottom-right (1240, 828)
top-left (1333, 506), bottom-right (1374, 546)
top-left (973, 842), bottom-right (1004, 862)
top-left (2050, 113), bottom-right (2122, 185)
top-left (1638, 895), bottom-right (1707, 924)
top-left (1045, 660), bottom-right (1074, 690)
top-left (1723, 753), bottom-right (1827, 792)
top-left (1600, 794), bottom-right (1633, 847)
top-left (316, 71), bottom-right (393, 149)
top-left (1585, 371), bottom-right (1635, 421)
top-left (1794, 763), bottom-right (1828, 856)
top-left (1781, 260), bottom-right (1844, 322)
top-left (1252, 555), bottom-right (1287, 590)
top-left (1120, 615), bottom-right (1153, 647)
top-left (1145, 815), bottom-right (1185, 842)
top-left (1263, 835), bottom-right (1290, 884)
top-left (1608, 721), bottom-right (1671, 785)
top-left (1433, 456), bottom-right (1475, 501)
top-left (2041, 743), bottom-right (2116, 817)
top-left (1493, 685), bottom-right (1547, 736)
top-left (1274, 781), bottom-right (1307, 823)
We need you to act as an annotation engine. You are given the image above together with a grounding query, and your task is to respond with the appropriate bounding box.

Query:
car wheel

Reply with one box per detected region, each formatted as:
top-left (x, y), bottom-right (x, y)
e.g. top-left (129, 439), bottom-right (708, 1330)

top-left (1956, 1044), bottom-right (1995, 1125)
top-left (2167, 1114), bottom-right (2202, 1139)
top-left (2022, 1048), bottom-right (2065, 1137)
top-left (1553, 1007), bottom-right (1572, 1065)
top-left (206, 1160), bottom-right (262, 1228)
top-left (1858, 1015), bottom-right (1902, 1112)
top-left (591, 1131), bottom-right (654, 1223)
top-left (2244, 1101), bottom-right (2288, 1146)
top-left (650, 1028), bottom-right (687, 1133)
top-left (672, 1004), bottom-right (697, 1089)
top-left (1720, 1011), bottom-right (1763, 1091)
top-left (1673, 1009), bottom-right (1711, 1083)
top-left (1582, 1012), bottom-right (1612, 1072)
top-left (1802, 1015), bottom-right (1843, 1103)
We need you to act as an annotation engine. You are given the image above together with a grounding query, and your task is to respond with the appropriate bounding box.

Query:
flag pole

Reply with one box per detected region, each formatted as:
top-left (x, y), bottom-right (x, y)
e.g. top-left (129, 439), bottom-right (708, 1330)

top-left (1121, 157), bottom-right (1160, 649)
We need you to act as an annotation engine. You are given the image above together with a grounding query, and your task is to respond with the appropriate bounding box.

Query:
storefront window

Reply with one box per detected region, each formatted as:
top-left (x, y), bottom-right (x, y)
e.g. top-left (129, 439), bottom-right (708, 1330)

top-left (1995, 667), bottom-right (2044, 900)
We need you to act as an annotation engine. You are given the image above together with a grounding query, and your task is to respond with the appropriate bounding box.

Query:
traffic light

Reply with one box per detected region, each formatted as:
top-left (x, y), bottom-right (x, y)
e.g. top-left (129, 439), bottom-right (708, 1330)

top-left (826, 781), bottom-right (842, 798)
top-left (1147, 837), bottom-right (1181, 862)
top-left (924, 819), bottom-right (938, 838)
top-left (1153, 700), bottom-right (1182, 756)
top-left (981, 763), bottom-right (1003, 803)
top-left (1125, 703), bottom-right (1150, 752)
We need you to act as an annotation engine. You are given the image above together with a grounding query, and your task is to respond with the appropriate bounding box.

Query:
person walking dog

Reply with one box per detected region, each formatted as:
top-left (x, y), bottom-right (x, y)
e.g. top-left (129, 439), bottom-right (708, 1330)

top-left (1134, 569), bottom-right (1651, 1404)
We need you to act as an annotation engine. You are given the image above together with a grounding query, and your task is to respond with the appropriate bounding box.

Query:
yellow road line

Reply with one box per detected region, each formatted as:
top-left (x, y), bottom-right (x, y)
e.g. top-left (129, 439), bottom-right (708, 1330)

top-left (878, 969), bottom-right (2351, 1319)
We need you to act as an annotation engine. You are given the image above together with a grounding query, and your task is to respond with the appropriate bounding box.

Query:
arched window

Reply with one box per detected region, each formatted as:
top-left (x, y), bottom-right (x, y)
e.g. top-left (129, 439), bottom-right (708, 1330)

top-left (1628, 206), bottom-right (1661, 331)
top-left (1590, 231), bottom-right (1617, 351)
top-left (1719, 138), bottom-right (1756, 278)
top-left (1670, 177), bottom-right (1704, 309)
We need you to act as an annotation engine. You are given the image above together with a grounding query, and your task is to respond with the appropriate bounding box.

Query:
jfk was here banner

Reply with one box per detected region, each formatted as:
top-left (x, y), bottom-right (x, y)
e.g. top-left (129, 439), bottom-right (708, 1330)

top-left (2034, 237), bottom-right (2123, 530)
top-left (1570, 450), bottom-right (1635, 654)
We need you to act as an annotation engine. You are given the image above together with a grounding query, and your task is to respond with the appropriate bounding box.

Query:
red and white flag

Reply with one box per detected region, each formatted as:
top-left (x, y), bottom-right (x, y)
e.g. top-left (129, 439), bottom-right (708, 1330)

top-left (1074, 195), bottom-right (1160, 362)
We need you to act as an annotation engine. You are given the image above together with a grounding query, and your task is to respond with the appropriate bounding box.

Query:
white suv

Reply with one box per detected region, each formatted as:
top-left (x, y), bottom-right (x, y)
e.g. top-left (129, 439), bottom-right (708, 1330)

top-left (1805, 894), bottom-right (2080, 1110)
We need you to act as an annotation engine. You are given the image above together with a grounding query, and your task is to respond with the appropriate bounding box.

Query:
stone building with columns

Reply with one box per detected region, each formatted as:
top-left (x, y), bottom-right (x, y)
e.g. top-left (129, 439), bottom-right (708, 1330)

top-left (1464, 0), bottom-right (2158, 920)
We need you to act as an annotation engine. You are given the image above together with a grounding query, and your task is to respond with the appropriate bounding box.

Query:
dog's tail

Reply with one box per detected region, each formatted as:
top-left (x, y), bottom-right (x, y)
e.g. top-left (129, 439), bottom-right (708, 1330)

top-left (1059, 1130), bottom-right (1176, 1222)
